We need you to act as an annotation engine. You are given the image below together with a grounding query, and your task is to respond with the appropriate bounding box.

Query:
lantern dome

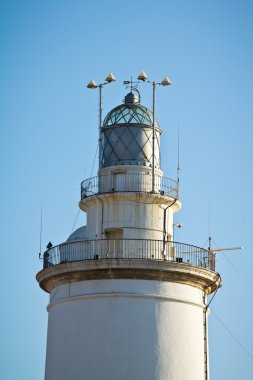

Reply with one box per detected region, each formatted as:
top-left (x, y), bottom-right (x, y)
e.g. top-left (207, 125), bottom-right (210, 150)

top-left (103, 92), bottom-right (159, 128)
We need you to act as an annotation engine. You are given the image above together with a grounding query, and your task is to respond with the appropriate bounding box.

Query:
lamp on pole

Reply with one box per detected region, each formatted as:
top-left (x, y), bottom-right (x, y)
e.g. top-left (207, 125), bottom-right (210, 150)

top-left (137, 71), bottom-right (171, 193)
top-left (87, 72), bottom-right (116, 171)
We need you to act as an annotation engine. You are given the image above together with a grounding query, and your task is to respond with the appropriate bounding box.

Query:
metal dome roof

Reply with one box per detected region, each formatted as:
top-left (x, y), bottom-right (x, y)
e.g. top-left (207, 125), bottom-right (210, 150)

top-left (103, 92), bottom-right (159, 128)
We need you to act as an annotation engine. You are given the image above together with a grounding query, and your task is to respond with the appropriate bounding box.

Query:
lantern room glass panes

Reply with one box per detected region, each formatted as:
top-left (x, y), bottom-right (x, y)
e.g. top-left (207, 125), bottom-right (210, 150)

top-left (103, 104), bottom-right (159, 128)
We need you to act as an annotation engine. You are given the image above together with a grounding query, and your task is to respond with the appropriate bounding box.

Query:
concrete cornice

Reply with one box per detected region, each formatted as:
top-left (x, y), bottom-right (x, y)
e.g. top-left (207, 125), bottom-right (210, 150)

top-left (36, 259), bottom-right (221, 295)
top-left (79, 192), bottom-right (181, 211)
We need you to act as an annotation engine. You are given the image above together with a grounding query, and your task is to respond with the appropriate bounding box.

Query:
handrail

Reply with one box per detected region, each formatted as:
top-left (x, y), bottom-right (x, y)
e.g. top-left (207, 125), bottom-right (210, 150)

top-left (42, 239), bottom-right (216, 271)
top-left (81, 173), bottom-right (179, 200)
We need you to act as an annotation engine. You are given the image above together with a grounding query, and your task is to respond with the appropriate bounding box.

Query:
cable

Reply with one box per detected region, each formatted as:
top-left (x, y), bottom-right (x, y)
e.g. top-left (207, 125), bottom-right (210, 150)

top-left (210, 308), bottom-right (253, 361)
top-left (206, 287), bottom-right (219, 309)
top-left (89, 142), bottom-right (99, 178)
top-left (70, 209), bottom-right (81, 235)
top-left (69, 143), bottom-right (99, 236)
top-left (202, 237), bottom-right (210, 249)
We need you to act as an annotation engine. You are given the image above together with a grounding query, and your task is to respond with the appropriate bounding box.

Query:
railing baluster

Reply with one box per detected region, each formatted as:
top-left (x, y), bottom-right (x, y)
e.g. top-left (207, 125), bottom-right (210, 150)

top-left (42, 239), bottom-right (214, 271)
top-left (81, 174), bottom-right (179, 199)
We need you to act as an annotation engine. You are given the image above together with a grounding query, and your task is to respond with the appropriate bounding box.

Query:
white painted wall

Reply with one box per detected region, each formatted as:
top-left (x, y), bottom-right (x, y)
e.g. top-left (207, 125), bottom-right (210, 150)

top-left (80, 164), bottom-right (180, 241)
top-left (84, 194), bottom-right (178, 241)
top-left (45, 279), bottom-right (206, 380)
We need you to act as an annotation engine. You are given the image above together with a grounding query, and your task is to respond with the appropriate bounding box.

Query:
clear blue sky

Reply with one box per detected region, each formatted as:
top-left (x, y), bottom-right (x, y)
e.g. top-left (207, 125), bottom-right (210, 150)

top-left (1, 1), bottom-right (253, 379)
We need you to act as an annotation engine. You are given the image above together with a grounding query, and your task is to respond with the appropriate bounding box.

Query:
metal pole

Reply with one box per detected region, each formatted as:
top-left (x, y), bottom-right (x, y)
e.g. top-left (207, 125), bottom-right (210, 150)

top-left (203, 293), bottom-right (209, 380)
top-left (98, 84), bottom-right (103, 171)
top-left (152, 81), bottom-right (156, 193)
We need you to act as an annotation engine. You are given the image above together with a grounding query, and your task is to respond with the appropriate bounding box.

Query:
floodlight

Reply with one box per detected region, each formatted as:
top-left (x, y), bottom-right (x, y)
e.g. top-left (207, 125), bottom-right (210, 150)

top-left (105, 72), bottom-right (116, 83)
top-left (161, 76), bottom-right (172, 86)
top-left (87, 80), bottom-right (97, 89)
top-left (137, 70), bottom-right (148, 81)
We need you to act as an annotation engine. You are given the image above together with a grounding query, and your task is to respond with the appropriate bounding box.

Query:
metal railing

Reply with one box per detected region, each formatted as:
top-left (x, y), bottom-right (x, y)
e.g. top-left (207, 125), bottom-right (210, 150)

top-left (81, 173), bottom-right (179, 200)
top-left (42, 239), bottom-right (216, 271)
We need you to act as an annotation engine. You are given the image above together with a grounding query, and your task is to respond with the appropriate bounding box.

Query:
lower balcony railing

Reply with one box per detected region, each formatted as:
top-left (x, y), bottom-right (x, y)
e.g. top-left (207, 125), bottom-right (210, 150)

top-left (81, 173), bottom-right (179, 200)
top-left (42, 239), bottom-right (216, 271)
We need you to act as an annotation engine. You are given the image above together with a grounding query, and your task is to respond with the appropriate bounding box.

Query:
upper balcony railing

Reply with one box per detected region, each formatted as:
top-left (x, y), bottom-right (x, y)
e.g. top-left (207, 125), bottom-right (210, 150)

top-left (42, 239), bottom-right (216, 272)
top-left (81, 173), bottom-right (179, 200)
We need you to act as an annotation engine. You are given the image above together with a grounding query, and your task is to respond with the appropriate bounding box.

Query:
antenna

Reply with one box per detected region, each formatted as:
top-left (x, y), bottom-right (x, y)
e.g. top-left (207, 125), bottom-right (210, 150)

top-left (206, 202), bottom-right (243, 254)
top-left (208, 246), bottom-right (243, 253)
top-left (208, 200), bottom-right (211, 250)
top-left (207, 239), bottom-right (243, 275)
top-left (177, 124), bottom-right (180, 183)
top-left (39, 207), bottom-right (42, 259)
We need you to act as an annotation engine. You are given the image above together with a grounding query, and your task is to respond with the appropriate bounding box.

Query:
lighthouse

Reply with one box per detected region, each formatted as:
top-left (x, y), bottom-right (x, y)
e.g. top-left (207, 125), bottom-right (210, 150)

top-left (37, 75), bottom-right (221, 380)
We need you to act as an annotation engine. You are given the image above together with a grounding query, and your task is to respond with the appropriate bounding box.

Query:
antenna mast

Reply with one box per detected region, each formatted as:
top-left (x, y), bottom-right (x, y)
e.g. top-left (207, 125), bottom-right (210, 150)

top-left (207, 202), bottom-right (242, 253)
top-left (177, 124), bottom-right (180, 184)
top-left (39, 207), bottom-right (42, 258)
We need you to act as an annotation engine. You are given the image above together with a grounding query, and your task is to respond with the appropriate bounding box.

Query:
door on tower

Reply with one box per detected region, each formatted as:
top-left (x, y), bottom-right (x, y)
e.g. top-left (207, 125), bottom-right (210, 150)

top-left (104, 229), bottom-right (123, 258)
top-left (112, 171), bottom-right (127, 192)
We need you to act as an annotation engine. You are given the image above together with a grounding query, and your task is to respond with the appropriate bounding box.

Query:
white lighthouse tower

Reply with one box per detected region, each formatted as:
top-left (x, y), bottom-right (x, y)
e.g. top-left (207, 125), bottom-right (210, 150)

top-left (37, 76), bottom-right (221, 380)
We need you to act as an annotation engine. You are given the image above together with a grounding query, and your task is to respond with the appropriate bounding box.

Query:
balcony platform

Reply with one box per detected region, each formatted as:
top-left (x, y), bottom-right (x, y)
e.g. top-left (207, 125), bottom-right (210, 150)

top-left (37, 258), bottom-right (220, 295)
top-left (36, 240), bottom-right (221, 295)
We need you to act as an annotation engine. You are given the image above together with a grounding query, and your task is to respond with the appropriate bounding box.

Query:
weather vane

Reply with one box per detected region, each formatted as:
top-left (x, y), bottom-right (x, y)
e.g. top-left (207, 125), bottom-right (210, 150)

top-left (123, 76), bottom-right (141, 100)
